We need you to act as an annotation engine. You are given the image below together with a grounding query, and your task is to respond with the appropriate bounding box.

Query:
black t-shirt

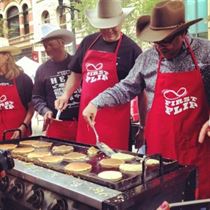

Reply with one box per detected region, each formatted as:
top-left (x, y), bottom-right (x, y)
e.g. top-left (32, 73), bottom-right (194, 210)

top-left (69, 32), bottom-right (142, 80)
top-left (32, 54), bottom-right (81, 120)
top-left (0, 72), bottom-right (33, 110)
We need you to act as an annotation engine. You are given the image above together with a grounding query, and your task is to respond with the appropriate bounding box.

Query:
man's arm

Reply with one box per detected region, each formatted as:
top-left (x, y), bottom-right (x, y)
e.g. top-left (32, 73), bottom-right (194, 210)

top-left (55, 72), bottom-right (82, 111)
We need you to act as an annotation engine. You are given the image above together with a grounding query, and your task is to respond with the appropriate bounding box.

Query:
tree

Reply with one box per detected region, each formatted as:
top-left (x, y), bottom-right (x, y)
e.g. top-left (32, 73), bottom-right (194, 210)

top-left (69, 0), bottom-right (159, 48)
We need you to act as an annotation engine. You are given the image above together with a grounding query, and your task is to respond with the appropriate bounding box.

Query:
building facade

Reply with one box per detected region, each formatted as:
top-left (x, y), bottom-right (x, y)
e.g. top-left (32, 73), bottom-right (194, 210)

top-left (0, 0), bottom-right (74, 62)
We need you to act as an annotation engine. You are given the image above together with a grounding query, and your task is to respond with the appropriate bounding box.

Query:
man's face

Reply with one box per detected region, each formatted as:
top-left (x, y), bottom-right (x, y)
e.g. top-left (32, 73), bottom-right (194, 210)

top-left (42, 38), bottom-right (65, 60)
top-left (100, 25), bottom-right (122, 42)
top-left (154, 33), bottom-right (185, 60)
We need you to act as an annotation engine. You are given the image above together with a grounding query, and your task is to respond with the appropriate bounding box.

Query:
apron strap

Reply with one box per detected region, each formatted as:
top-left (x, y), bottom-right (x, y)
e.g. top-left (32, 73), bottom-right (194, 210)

top-left (114, 32), bottom-right (123, 55)
top-left (88, 33), bottom-right (123, 56)
top-left (184, 36), bottom-right (200, 71)
top-left (88, 34), bottom-right (101, 50)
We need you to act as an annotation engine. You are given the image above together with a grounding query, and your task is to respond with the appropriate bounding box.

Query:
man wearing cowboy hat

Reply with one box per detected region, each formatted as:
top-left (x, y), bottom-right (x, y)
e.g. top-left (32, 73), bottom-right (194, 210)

top-left (32, 24), bottom-right (81, 140)
top-left (55, 0), bottom-right (142, 150)
top-left (82, 0), bottom-right (210, 198)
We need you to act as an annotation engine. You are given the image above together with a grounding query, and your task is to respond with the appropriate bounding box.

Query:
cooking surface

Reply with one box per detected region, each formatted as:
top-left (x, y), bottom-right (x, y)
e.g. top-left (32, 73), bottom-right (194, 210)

top-left (3, 136), bottom-right (178, 191)
top-left (0, 136), bottom-right (196, 210)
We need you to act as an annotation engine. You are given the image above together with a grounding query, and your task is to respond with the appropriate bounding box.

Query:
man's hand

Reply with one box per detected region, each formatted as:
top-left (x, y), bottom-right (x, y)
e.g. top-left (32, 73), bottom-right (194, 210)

top-left (54, 95), bottom-right (69, 112)
top-left (11, 124), bottom-right (26, 139)
top-left (198, 120), bottom-right (210, 143)
top-left (0, 171), bottom-right (6, 178)
top-left (42, 111), bottom-right (53, 132)
top-left (82, 102), bottom-right (98, 126)
top-left (157, 201), bottom-right (170, 210)
top-left (44, 111), bottom-right (53, 121)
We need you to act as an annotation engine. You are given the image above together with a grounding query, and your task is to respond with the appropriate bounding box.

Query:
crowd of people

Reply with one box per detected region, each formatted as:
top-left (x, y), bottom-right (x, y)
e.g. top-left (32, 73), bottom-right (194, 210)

top-left (1, 0), bottom-right (210, 208)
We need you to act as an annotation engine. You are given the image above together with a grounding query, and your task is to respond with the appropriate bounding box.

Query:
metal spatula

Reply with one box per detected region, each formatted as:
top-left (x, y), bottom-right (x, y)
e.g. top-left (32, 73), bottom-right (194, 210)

top-left (91, 124), bottom-right (116, 157)
top-left (55, 110), bottom-right (61, 121)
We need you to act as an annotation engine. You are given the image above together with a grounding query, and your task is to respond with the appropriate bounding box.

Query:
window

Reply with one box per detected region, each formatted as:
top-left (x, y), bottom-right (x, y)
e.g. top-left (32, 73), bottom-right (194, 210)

top-left (42, 11), bottom-right (50, 24)
top-left (184, 0), bottom-right (208, 38)
top-left (7, 6), bottom-right (20, 38)
top-left (22, 4), bottom-right (29, 34)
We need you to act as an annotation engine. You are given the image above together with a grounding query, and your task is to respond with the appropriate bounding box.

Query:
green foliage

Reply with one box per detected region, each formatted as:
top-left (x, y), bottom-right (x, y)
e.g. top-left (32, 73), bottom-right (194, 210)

top-left (68, 0), bottom-right (160, 49)
top-left (71, 0), bottom-right (98, 37)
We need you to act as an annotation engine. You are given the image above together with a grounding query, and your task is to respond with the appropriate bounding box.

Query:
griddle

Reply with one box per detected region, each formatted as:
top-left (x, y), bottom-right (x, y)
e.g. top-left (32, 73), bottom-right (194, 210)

top-left (1, 135), bottom-right (178, 191)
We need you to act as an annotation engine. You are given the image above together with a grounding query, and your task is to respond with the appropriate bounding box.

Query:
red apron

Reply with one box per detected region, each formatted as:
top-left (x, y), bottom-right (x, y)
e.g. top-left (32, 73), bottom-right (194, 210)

top-left (145, 37), bottom-right (210, 198)
top-left (0, 79), bottom-right (29, 140)
top-left (77, 34), bottom-right (130, 150)
top-left (46, 119), bottom-right (77, 140)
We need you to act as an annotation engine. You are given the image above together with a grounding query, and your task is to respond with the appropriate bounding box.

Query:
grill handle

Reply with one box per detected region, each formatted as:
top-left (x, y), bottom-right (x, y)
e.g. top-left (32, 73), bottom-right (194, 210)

top-left (141, 153), bottom-right (163, 183)
top-left (3, 128), bottom-right (22, 141)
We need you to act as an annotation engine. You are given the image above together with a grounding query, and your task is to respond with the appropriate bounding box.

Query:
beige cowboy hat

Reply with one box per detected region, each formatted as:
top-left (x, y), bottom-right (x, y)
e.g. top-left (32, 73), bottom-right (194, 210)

top-left (0, 37), bottom-right (21, 55)
top-left (137, 0), bottom-right (202, 42)
top-left (86, 0), bottom-right (134, 29)
top-left (36, 24), bottom-right (74, 44)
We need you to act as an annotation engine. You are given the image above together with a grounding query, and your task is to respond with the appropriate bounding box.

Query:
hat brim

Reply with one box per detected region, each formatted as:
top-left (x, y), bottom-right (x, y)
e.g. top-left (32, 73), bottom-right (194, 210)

top-left (0, 46), bottom-right (21, 55)
top-left (139, 18), bottom-right (203, 42)
top-left (86, 7), bottom-right (134, 29)
top-left (36, 29), bottom-right (74, 44)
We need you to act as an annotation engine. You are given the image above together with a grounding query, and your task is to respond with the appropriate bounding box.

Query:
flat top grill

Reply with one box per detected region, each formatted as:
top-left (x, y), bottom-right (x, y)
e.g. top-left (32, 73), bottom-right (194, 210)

top-left (1, 136), bottom-right (178, 191)
top-left (0, 136), bottom-right (196, 210)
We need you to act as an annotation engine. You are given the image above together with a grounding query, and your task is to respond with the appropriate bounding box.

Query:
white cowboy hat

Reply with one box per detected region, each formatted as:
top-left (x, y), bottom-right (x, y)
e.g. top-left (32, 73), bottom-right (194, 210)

top-left (36, 24), bottom-right (74, 44)
top-left (86, 0), bottom-right (134, 29)
top-left (0, 37), bottom-right (21, 55)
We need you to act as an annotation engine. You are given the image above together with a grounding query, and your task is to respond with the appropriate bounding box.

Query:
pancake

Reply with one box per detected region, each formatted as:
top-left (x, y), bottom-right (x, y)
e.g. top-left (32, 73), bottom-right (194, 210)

top-left (38, 155), bottom-right (63, 164)
top-left (98, 171), bottom-right (122, 182)
top-left (87, 146), bottom-right (99, 157)
top-left (63, 152), bottom-right (87, 162)
top-left (12, 147), bottom-right (35, 154)
top-left (111, 153), bottom-right (135, 161)
top-left (119, 163), bottom-right (142, 174)
top-left (145, 159), bottom-right (159, 165)
top-left (52, 145), bottom-right (74, 155)
top-left (0, 144), bottom-right (17, 151)
top-left (99, 158), bottom-right (124, 169)
top-left (64, 162), bottom-right (92, 174)
top-left (19, 140), bottom-right (41, 146)
top-left (27, 151), bottom-right (52, 159)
